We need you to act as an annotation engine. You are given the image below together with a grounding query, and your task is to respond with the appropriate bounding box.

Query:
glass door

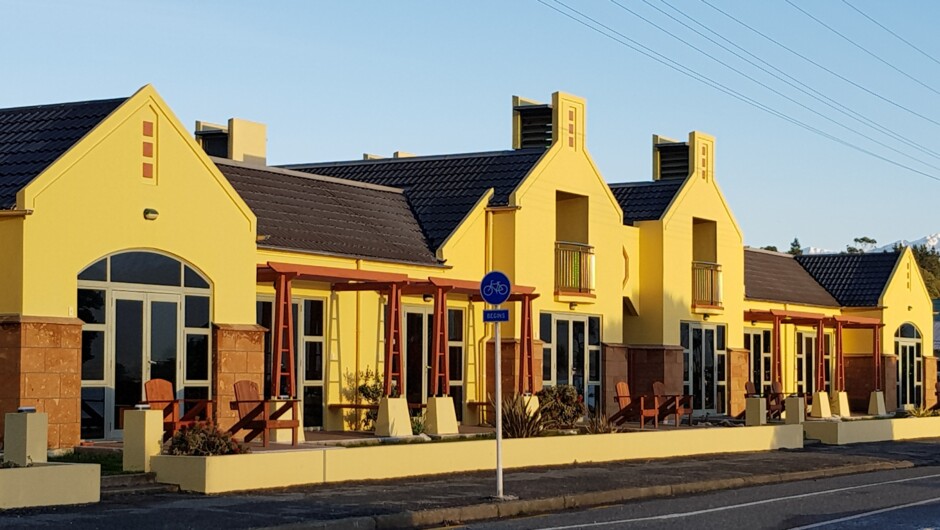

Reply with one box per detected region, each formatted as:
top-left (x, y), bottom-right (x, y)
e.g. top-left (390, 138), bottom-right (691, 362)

top-left (681, 322), bottom-right (726, 415)
top-left (796, 332), bottom-right (832, 396)
top-left (745, 329), bottom-right (772, 395)
top-left (897, 342), bottom-right (922, 407)
top-left (540, 314), bottom-right (602, 415)
top-left (404, 309), bottom-right (433, 406)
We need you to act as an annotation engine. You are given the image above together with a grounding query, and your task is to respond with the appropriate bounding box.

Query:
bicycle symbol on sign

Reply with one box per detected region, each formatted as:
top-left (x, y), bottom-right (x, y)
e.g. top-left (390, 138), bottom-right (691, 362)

top-left (482, 280), bottom-right (509, 297)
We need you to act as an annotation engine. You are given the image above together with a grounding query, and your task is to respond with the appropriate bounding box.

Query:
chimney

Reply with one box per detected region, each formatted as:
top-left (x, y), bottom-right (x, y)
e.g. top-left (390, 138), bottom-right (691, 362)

top-left (392, 151), bottom-right (415, 158)
top-left (195, 118), bottom-right (267, 165)
top-left (652, 134), bottom-right (689, 181)
top-left (512, 96), bottom-right (553, 150)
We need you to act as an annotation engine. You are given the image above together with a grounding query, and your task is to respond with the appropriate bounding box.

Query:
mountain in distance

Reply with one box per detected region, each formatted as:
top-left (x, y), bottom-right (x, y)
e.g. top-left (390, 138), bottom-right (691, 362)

top-left (800, 233), bottom-right (940, 255)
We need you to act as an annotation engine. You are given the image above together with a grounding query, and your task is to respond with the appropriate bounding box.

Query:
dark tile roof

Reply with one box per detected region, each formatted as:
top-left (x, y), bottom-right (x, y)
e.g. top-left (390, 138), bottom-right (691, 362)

top-left (744, 249), bottom-right (839, 307)
top-left (215, 159), bottom-right (439, 266)
top-left (280, 149), bottom-right (545, 250)
top-left (608, 179), bottom-right (685, 225)
top-left (0, 97), bottom-right (126, 209)
top-left (795, 251), bottom-right (901, 307)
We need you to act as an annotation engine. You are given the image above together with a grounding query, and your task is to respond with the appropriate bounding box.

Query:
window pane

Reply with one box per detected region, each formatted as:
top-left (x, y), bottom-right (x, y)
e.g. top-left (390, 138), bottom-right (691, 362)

top-left (572, 321), bottom-right (585, 393)
top-left (185, 334), bottom-right (209, 381)
top-left (257, 301), bottom-right (273, 397)
top-left (78, 259), bottom-right (107, 281)
top-left (303, 386), bottom-right (324, 428)
top-left (81, 387), bottom-right (105, 440)
top-left (589, 349), bottom-right (600, 381)
top-left (587, 384), bottom-right (600, 416)
top-left (110, 252), bottom-right (181, 286)
top-left (542, 346), bottom-right (552, 383)
top-left (185, 296), bottom-right (210, 328)
top-left (77, 289), bottom-right (106, 324)
top-left (744, 334), bottom-right (751, 350)
top-left (449, 345), bottom-right (463, 381)
top-left (182, 387), bottom-right (210, 419)
top-left (588, 317), bottom-right (600, 345)
top-left (717, 325), bottom-right (726, 351)
top-left (304, 342), bottom-right (324, 381)
top-left (449, 385), bottom-right (464, 422)
top-left (556, 320), bottom-right (569, 386)
top-left (150, 301), bottom-right (178, 384)
top-left (304, 300), bottom-right (324, 337)
top-left (81, 330), bottom-right (105, 381)
top-left (184, 266), bottom-right (210, 289)
top-left (717, 352), bottom-right (726, 381)
top-left (763, 331), bottom-right (772, 353)
top-left (540, 312), bottom-right (553, 343)
top-left (716, 385), bottom-right (726, 415)
top-left (448, 309), bottom-right (463, 342)
top-left (680, 323), bottom-right (689, 349)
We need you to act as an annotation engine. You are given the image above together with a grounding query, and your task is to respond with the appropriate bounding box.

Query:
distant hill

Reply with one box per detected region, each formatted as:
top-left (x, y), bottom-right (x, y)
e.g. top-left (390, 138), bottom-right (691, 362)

top-left (798, 233), bottom-right (940, 255)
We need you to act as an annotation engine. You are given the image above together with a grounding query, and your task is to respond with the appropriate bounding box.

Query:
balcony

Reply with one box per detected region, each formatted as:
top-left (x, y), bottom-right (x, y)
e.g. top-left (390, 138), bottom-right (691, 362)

top-left (692, 261), bottom-right (722, 309)
top-left (555, 242), bottom-right (595, 295)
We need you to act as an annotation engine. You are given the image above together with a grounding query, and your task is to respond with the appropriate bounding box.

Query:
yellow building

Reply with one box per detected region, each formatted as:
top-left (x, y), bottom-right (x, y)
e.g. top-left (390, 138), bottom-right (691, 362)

top-left (0, 85), bottom-right (932, 448)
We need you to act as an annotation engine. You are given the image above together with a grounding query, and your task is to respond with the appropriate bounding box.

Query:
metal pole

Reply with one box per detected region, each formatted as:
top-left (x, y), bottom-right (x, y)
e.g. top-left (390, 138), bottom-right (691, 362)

top-left (494, 307), bottom-right (504, 499)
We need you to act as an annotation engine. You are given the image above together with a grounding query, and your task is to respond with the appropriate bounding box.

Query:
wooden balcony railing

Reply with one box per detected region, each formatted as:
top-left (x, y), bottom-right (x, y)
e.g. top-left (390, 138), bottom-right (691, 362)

top-left (555, 242), bottom-right (595, 294)
top-left (692, 261), bottom-right (722, 308)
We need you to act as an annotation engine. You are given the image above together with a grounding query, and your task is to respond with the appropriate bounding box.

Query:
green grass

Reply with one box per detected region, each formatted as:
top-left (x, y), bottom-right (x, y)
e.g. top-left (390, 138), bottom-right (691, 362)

top-left (50, 451), bottom-right (128, 475)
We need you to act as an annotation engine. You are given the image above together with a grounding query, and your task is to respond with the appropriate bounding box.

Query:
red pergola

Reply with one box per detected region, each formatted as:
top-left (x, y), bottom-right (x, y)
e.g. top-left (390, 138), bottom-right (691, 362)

top-left (744, 309), bottom-right (883, 393)
top-left (257, 262), bottom-right (539, 400)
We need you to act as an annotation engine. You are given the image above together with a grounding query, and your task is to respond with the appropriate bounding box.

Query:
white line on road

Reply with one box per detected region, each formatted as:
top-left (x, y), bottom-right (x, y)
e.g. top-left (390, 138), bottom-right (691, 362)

top-left (788, 495), bottom-right (940, 529)
top-left (532, 472), bottom-right (940, 529)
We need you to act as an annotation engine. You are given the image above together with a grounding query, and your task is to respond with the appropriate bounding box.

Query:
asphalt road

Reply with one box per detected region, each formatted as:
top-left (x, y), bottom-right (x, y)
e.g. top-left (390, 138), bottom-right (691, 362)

top-left (462, 466), bottom-right (940, 529)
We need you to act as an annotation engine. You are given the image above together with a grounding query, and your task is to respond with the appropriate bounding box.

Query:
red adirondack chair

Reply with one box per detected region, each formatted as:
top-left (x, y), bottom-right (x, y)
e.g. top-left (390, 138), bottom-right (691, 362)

top-left (653, 381), bottom-right (693, 427)
top-left (609, 381), bottom-right (660, 429)
top-left (229, 380), bottom-right (300, 447)
top-left (144, 378), bottom-right (213, 442)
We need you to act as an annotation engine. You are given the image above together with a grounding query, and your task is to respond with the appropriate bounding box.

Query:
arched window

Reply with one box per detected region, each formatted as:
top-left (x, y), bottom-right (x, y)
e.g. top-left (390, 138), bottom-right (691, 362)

top-left (895, 323), bottom-right (922, 340)
top-left (894, 322), bottom-right (923, 408)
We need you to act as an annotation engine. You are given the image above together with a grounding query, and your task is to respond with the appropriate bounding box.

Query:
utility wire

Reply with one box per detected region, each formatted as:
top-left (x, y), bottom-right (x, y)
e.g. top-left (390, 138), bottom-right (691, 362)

top-left (700, 0), bottom-right (940, 129)
top-left (609, 0), bottom-right (940, 171)
top-left (842, 0), bottom-right (940, 69)
top-left (785, 0), bottom-right (940, 97)
top-left (653, 0), bottom-right (940, 161)
top-left (536, 0), bottom-right (940, 183)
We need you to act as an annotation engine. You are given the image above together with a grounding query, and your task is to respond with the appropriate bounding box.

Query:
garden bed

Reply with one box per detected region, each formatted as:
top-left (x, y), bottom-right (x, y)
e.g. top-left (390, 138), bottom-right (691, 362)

top-left (0, 462), bottom-right (100, 509)
top-left (803, 415), bottom-right (940, 445)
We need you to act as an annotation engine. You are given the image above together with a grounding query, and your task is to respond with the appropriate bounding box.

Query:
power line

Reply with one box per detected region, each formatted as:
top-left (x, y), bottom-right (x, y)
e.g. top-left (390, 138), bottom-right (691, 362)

top-left (785, 0), bottom-right (940, 97)
top-left (699, 0), bottom-right (940, 129)
top-left (842, 0), bottom-right (940, 68)
top-left (653, 0), bottom-right (940, 161)
top-left (536, 0), bottom-right (940, 183)
top-left (609, 0), bottom-right (940, 171)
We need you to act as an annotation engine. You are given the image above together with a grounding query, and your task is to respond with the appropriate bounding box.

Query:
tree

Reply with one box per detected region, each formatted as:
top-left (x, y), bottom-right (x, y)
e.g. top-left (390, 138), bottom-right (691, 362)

top-left (761, 245), bottom-right (778, 252)
top-left (908, 244), bottom-right (940, 299)
top-left (787, 238), bottom-right (802, 256)
top-left (846, 236), bottom-right (877, 254)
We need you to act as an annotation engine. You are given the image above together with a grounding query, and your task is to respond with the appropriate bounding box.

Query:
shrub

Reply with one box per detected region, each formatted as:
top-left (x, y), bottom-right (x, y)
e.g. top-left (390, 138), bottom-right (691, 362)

top-left (536, 385), bottom-right (586, 429)
top-left (163, 424), bottom-right (248, 456)
top-left (584, 412), bottom-right (616, 434)
top-left (342, 368), bottom-right (387, 431)
top-left (906, 407), bottom-right (940, 418)
top-left (411, 414), bottom-right (426, 435)
top-left (496, 394), bottom-right (545, 438)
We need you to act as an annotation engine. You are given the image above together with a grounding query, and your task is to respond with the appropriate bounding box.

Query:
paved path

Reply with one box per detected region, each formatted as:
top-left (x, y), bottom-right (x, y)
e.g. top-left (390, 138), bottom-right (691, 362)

top-left (1, 439), bottom-right (939, 529)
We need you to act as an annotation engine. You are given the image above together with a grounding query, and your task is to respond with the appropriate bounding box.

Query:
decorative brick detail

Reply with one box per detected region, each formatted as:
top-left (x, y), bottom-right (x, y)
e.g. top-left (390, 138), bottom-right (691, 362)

top-left (727, 348), bottom-right (749, 418)
top-left (845, 354), bottom-right (900, 412)
top-left (212, 324), bottom-right (266, 432)
top-left (0, 316), bottom-right (82, 449)
top-left (602, 343), bottom-right (628, 417)
top-left (626, 344), bottom-right (684, 396)
top-left (925, 356), bottom-right (938, 410)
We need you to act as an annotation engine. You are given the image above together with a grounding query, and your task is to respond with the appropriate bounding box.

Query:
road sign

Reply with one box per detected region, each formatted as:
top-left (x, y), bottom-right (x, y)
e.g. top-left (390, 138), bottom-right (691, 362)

top-left (483, 309), bottom-right (509, 322)
top-left (480, 270), bottom-right (511, 305)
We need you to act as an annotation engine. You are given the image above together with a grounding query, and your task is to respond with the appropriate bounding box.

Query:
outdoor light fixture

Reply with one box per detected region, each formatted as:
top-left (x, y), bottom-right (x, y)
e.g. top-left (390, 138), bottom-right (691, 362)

top-left (569, 302), bottom-right (578, 310)
top-left (423, 294), bottom-right (433, 303)
top-left (703, 314), bottom-right (710, 321)
top-left (143, 208), bottom-right (159, 220)
top-left (16, 406), bottom-right (36, 413)
top-left (751, 320), bottom-right (757, 326)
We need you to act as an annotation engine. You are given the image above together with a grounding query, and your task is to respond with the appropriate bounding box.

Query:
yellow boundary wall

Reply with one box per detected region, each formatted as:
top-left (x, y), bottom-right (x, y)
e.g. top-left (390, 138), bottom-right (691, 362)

top-left (151, 424), bottom-right (803, 494)
top-left (803, 416), bottom-right (940, 445)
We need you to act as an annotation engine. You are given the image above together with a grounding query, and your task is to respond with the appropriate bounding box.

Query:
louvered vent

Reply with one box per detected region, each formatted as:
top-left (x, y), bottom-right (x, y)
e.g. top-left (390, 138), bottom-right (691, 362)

top-left (656, 143), bottom-right (689, 180)
top-left (515, 105), bottom-right (553, 150)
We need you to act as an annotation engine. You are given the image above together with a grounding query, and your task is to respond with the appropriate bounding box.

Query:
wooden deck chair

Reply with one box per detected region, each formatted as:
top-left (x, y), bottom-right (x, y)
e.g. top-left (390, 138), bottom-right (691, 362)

top-left (144, 378), bottom-right (213, 442)
top-left (609, 381), bottom-right (659, 429)
top-left (229, 380), bottom-right (299, 447)
top-left (767, 381), bottom-right (785, 419)
top-left (744, 381), bottom-right (759, 398)
top-left (653, 381), bottom-right (694, 427)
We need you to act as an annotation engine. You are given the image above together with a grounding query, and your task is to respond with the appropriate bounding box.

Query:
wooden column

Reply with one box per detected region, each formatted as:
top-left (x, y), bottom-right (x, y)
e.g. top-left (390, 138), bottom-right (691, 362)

top-left (834, 321), bottom-right (845, 392)
top-left (271, 272), bottom-right (297, 398)
top-left (815, 319), bottom-right (826, 392)
top-left (430, 286), bottom-right (450, 396)
top-left (384, 283), bottom-right (403, 396)
top-left (772, 315), bottom-right (782, 384)
top-left (873, 325), bottom-right (883, 391)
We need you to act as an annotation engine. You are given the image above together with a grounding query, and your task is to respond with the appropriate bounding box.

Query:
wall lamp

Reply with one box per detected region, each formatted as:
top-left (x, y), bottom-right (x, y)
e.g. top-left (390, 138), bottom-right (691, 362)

top-left (143, 208), bottom-right (159, 221)
top-left (569, 302), bottom-right (578, 311)
top-left (423, 294), bottom-right (434, 303)
top-left (703, 314), bottom-right (710, 321)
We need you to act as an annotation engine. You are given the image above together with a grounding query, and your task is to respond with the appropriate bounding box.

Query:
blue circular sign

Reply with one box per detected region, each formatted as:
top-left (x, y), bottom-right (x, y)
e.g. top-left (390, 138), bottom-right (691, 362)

top-left (480, 270), bottom-right (511, 305)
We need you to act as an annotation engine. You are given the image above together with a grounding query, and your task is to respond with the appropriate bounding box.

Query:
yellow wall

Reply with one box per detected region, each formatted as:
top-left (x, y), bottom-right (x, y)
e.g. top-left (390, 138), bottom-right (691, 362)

top-left (879, 247), bottom-right (934, 355)
top-left (0, 217), bottom-right (25, 314)
top-left (15, 85), bottom-right (258, 324)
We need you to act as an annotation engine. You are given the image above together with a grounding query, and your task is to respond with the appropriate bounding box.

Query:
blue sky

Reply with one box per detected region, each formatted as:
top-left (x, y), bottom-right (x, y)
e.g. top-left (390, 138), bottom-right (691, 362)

top-left (3, 1), bottom-right (938, 251)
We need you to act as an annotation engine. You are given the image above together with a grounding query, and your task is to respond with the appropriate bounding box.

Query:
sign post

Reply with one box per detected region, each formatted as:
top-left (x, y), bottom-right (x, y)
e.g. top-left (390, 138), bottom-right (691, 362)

top-left (480, 270), bottom-right (511, 499)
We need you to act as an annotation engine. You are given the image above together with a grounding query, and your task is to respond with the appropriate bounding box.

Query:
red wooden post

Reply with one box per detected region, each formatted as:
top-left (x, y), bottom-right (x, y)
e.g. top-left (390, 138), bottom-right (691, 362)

top-left (272, 272), bottom-right (297, 398)
top-left (872, 324), bottom-right (882, 391)
top-left (430, 286), bottom-right (449, 396)
top-left (835, 321), bottom-right (845, 392)
top-left (815, 319), bottom-right (826, 392)
top-left (772, 315), bottom-right (782, 384)
top-left (384, 283), bottom-right (403, 396)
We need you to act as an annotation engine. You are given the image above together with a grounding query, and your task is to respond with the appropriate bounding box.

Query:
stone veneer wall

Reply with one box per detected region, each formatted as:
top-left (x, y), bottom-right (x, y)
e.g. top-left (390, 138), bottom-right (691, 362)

top-left (925, 356), bottom-right (938, 410)
top-left (727, 348), bottom-right (749, 418)
top-left (212, 324), bottom-right (266, 433)
top-left (602, 343), bottom-right (628, 417)
top-left (845, 354), bottom-right (899, 412)
top-left (626, 345), bottom-right (684, 396)
top-left (0, 316), bottom-right (82, 449)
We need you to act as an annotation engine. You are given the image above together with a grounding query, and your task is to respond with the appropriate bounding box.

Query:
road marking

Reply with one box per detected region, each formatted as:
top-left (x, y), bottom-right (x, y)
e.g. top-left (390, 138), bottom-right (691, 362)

top-left (532, 472), bottom-right (940, 529)
top-left (788, 496), bottom-right (940, 529)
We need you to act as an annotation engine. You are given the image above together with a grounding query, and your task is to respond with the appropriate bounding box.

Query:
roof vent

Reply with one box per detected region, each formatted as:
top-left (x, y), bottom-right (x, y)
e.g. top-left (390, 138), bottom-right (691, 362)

top-left (512, 96), bottom-right (553, 150)
top-left (653, 135), bottom-right (689, 180)
top-left (195, 118), bottom-right (267, 165)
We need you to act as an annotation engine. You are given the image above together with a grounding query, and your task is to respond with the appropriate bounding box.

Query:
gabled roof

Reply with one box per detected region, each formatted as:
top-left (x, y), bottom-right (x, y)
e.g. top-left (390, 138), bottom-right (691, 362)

top-left (795, 251), bottom-right (901, 307)
top-left (744, 248), bottom-right (839, 307)
top-left (0, 97), bottom-right (126, 209)
top-left (216, 159), bottom-right (439, 266)
top-left (281, 149), bottom-right (545, 250)
top-left (608, 178), bottom-right (684, 225)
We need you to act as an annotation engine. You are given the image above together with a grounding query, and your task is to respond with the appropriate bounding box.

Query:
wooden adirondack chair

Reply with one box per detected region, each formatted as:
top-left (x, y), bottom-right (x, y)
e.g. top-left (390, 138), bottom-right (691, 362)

top-left (653, 381), bottom-right (694, 427)
top-left (744, 381), bottom-right (759, 398)
top-left (767, 381), bottom-right (785, 419)
top-left (609, 381), bottom-right (659, 429)
top-left (144, 378), bottom-right (213, 442)
top-left (229, 380), bottom-right (299, 447)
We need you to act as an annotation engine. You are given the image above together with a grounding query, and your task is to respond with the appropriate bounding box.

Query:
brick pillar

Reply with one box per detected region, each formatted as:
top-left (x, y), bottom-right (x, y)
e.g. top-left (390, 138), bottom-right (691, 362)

top-left (484, 339), bottom-right (544, 399)
top-left (626, 345), bottom-right (684, 395)
top-left (845, 355), bottom-right (874, 413)
top-left (925, 356), bottom-right (938, 409)
top-left (602, 343), bottom-right (628, 417)
top-left (727, 348), bottom-right (749, 418)
top-left (883, 354), bottom-right (898, 411)
top-left (0, 316), bottom-right (82, 450)
top-left (212, 324), bottom-right (266, 432)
